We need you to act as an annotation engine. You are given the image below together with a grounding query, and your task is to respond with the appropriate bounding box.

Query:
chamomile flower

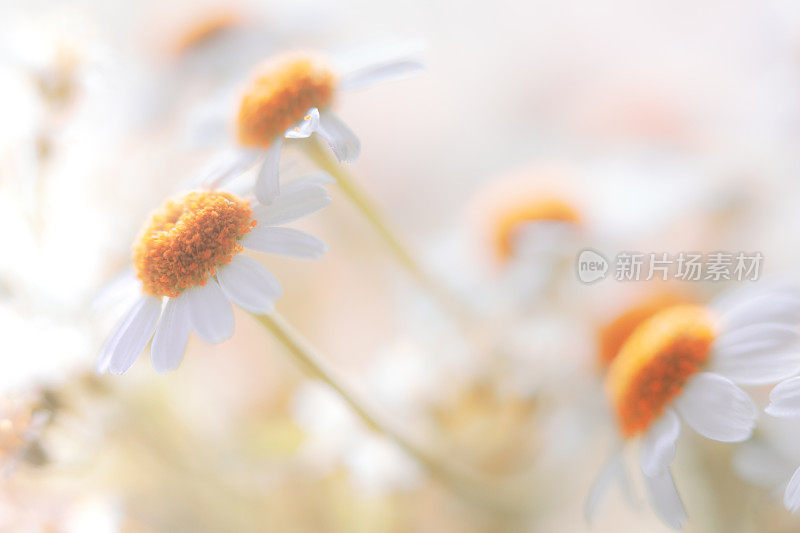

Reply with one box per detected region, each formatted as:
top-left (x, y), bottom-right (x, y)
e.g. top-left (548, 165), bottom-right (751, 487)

top-left (588, 282), bottom-right (800, 529)
top-left (97, 177), bottom-right (331, 375)
top-left (199, 46), bottom-right (424, 203)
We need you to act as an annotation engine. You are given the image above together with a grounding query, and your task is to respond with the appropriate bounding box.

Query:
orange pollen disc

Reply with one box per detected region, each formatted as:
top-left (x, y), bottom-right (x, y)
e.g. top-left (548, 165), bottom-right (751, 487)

top-left (606, 305), bottom-right (717, 438)
top-left (493, 198), bottom-right (580, 261)
top-left (236, 53), bottom-right (336, 148)
top-left (133, 191), bottom-right (256, 297)
top-left (598, 292), bottom-right (688, 367)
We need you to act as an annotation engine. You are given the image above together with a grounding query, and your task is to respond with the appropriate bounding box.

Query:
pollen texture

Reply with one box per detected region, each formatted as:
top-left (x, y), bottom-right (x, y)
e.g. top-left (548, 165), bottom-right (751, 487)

top-left (606, 305), bottom-right (716, 438)
top-left (598, 292), bottom-right (687, 367)
top-left (237, 54), bottom-right (336, 147)
top-left (133, 191), bottom-right (256, 297)
top-left (493, 198), bottom-right (580, 261)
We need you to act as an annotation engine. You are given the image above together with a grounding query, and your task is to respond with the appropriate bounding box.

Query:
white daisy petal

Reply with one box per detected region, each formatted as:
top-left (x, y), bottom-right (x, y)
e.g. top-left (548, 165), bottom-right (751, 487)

top-left (766, 377), bottom-right (800, 418)
top-left (254, 138), bottom-right (283, 204)
top-left (243, 227), bottom-right (327, 259)
top-left (643, 468), bottom-right (687, 530)
top-left (717, 292), bottom-right (800, 331)
top-left (714, 323), bottom-right (800, 353)
top-left (338, 58), bottom-right (425, 91)
top-left (674, 372), bottom-right (757, 442)
top-left (317, 111), bottom-right (360, 163)
top-left (216, 255), bottom-right (281, 313)
top-left (199, 148), bottom-right (261, 188)
top-left (585, 451), bottom-right (632, 523)
top-left (640, 409), bottom-right (680, 477)
top-left (709, 346), bottom-right (800, 385)
top-left (785, 466), bottom-right (800, 514)
top-left (98, 295), bottom-right (162, 375)
top-left (151, 294), bottom-right (191, 374)
top-left (284, 108), bottom-right (320, 139)
top-left (281, 172), bottom-right (336, 193)
top-left (186, 281), bottom-right (234, 344)
top-left (733, 440), bottom-right (792, 488)
top-left (252, 183), bottom-right (331, 226)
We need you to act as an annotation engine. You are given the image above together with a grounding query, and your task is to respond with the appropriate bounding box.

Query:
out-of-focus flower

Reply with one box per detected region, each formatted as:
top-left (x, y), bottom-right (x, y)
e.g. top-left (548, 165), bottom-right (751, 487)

top-left (97, 177), bottom-right (331, 375)
top-left (597, 289), bottom-right (691, 368)
top-left (588, 282), bottom-right (800, 529)
top-left (198, 46), bottom-right (424, 203)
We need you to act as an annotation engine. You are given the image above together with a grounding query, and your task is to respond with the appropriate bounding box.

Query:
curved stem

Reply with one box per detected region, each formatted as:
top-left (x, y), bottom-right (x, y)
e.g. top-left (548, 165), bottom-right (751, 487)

top-left (300, 137), bottom-right (474, 327)
top-left (254, 310), bottom-right (523, 516)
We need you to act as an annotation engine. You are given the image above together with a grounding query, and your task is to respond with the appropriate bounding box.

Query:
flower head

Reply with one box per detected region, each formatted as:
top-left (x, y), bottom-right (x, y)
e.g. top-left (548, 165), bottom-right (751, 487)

top-left (588, 282), bottom-right (800, 529)
top-left (98, 178), bottom-right (331, 375)
top-left (237, 54), bottom-right (336, 148)
top-left (198, 45), bottom-right (424, 203)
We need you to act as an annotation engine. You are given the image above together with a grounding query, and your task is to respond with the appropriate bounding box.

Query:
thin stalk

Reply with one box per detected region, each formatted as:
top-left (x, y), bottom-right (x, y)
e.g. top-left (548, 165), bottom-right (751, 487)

top-left (301, 137), bottom-right (473, 326)
top-left (254, 310), bottom-right (523, 516)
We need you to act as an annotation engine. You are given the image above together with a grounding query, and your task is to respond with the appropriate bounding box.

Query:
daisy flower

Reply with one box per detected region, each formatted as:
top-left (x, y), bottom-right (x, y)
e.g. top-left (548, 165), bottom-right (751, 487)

top-left (587, 282), bottom-right (800, 529)
top-left (200, 46), bottom-right (424, 203)
top-left (96, 177), bottom-right (331, 374)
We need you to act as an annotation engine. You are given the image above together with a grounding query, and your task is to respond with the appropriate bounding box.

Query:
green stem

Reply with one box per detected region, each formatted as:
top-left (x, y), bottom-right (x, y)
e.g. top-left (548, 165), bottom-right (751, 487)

top-left (255, 310), bottom-right (522, 516)
top-left (301, 137), bottom-right (474, 327)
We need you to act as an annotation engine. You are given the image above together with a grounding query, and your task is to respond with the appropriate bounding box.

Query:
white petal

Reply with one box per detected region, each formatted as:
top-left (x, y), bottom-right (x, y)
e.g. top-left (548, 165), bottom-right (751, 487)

top-left (643, 468), bottom-right (687, 530)
top-left (199, 148), bottom-right (261, 188)
top-left (317, 111), bottom-right (360, 163)
top-left (785, 466), bottom-right (800, 514)
top-left (733, 440), bottom-right (792, 488)
top-left (640, 409), bottom-right (680, 477)
top-left (216, 255), bottom-right (281, 313)
top-left (254, 138), bottom-right (283, 204)
top-left (766, 377), bottom-right (800, 418)
top-left (281, 173), bottom-right (336, 193)
top-left (284, 108), bottom-right (320, 139)
top-left (716, 288), bottom-right (800, 331)
top-left (585, 451), bottom-right (632, 523)
top-left (150, 294), bottom-right (191, 374)
top-left (242, 227), bottom-right (327, 259)
top-left (715, 323), bottom-right (800, 353)
top-left (98, 295), bottom-right (162, 375)
top-left (252, 183), bottom-right (331, 226)
top-left (709, 346), bottom-right (800, 386)
top-left (674, 372), bottom-right (757, 442)
top-left (186, 281), bottom-right (234, 344)
top-left (338, 53), bottom-right (424, 91)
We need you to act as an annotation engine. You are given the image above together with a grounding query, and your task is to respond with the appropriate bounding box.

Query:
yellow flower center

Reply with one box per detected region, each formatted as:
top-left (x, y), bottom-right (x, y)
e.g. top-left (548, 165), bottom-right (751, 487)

top-left (493, 198), bottom-right (580, 262)
top-left (133, 191), bottom-right (256, 297)
top-left (598, 291), bottom-right (688, 367)
top-left (236, 54), bottom-right (336, 148)
top-left (606, 305), bottom-right (717, 438)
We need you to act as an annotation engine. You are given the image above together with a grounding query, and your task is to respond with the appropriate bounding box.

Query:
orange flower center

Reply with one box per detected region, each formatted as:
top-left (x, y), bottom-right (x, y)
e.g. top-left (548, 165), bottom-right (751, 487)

top-left (598, 291), bottom-right (688, 367)
top-left (606, 305), bottom-right (717, 438)
top-left (133, 191), bottom-right (256, 297)
top-left (493, 198), bottom-right (580, 262)
top-left (236, 54), bottom-right (336, 148)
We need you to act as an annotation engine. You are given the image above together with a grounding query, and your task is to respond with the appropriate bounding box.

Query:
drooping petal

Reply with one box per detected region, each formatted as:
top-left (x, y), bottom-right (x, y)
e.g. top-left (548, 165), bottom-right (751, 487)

top-left (242, 226), bottom-right (327, 259)
top-left (254, 138), bottom-right (284, 204)
top-left (766, 377), bottom-right (800, 418)
top-left (643, 468), bottom-right (687, 530)
top-left (733, 440), bottom-right (792, 488)
top-left (185, 281), bottom-right (235, 344)
top-left (216, 255), bottom-right (281, 313)
top-left (198, 148), bottom-right (261, 188)
top-left (585, 451), bottom-right (632, 523)
top-left (317, 111), bottom-right (360, 163)
top-left (98, 295), bottom-right (162, 375)
top-left (284, 108), bottom-right (320, 139)
top-left (150, 294), bottom-right (192, 374)
top-left (640, 409), bottom-right (680, 477)
top-left (337, 53), bottom-right (424, 91)
top-left (674, 372), bottom-right (757, 442)
top-left (785, 466), bottom-right (800, 514)
top-left (252, 183), bottom-right (331, 227)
